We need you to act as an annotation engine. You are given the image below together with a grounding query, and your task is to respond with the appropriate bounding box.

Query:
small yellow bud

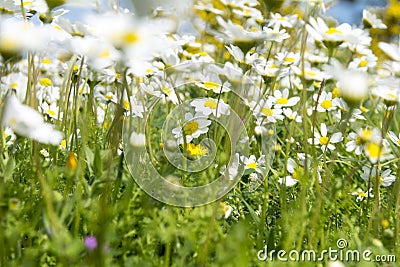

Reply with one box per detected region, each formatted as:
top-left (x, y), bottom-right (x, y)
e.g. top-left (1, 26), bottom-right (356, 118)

top-left (66, 151), bottom-right (78, 171)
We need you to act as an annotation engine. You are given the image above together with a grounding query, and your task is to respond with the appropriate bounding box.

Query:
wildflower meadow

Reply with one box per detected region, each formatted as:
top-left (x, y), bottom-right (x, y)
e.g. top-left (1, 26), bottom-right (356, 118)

top-left (0, 0), bottom-right (400, 266)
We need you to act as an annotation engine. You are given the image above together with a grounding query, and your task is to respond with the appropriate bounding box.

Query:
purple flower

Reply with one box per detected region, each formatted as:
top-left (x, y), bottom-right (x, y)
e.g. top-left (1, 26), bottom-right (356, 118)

top-left (84, 235), bottom-right (98, 250)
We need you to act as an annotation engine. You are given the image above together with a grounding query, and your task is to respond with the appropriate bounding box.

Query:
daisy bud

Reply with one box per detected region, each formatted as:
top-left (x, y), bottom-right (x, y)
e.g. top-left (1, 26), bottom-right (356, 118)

top-left (66, 151), bottom-right (78, 172)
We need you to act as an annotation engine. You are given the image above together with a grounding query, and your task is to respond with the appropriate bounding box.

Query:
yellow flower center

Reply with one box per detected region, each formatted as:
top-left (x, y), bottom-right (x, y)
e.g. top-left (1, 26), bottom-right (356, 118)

top-left (122, 32), bottom-right (139, 44)
top-left (292, 166), bottom-right (304, 179)
top-left (41, 58), bottom-right (52, 64)
top-left (319, 136), bottom-right (329, 145)
top-left (203, 81), bottom-right (220, 91)
top-left (246, 162), bottom-right (257, 170)
top-left (321, 99), bottom-right (333, 109)
top-left (39, 78), bottom-right (52, 87)
top-left (261, 107), bottom-right (274, 117)
top-left (360, 129), bottom-right (372, 142)
top-left (276, 98), bottom-right (288, 105)
top-left (332, 88), bottom-right (340, 98)
top-left (360, 106), bottom-right (368, 113)
top-left (284, 57), bottom-right (295, 63)
top-left (304, 71), bottom-right (316, 77)
top-left (199, 51), bottom-right (208, 57)
top-left (47, 109), bottom-right (56, 116)
top-left (204, 99), bottom-right (218, 109)
top-left (355, 137), bottom-right (362, 146)
top-left (184, 121), bottom-right (199, 135)
top-left (123, 100), bottom-right (130, 110)
top-left (357, 192), bottom-right (367, 197)
top-left (388, 93), bottom-right (397, 99)
top-left (366, 143), bottom-right (383, 158)
top-left (162, 86), bottom-right (172, 96)
top-left (100, 50), bottom-right (110, 58)
top-left (60, 140), bottom-right (67, 149)
top-left (10, 83), bottom-right (18, 89)
top-left (325, 27), bottom-right (343, 35)
top-left (358, 60), bottom-right (368, 67)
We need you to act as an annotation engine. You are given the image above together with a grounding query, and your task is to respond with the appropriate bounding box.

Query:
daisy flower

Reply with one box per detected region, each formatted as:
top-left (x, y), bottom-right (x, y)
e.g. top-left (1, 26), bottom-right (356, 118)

top-left (278, 158), bottom-right (301, 187)
top-left (214, 16), bottom-right (268, 53)
top-left (220, 153), bottom-right (241, 180)
top-left (251, 99), bottom-right (284, 123)
top-left (371, 77), bottom-right (400, 105)
top-left (364, 140), bottom-right (393, 164)
top-left (195, 73), bottom-right (231, 94)
top-left (306, 17), bottom-right (352, 47)
top-left (388, 131), bottom-right (400, 147)
top-left (361, 166), bottom-right (396, 187)
top-left (240, 154), bottom-right (266, 175)
top-left (345, 132), bottom-right (363, 155)
top-left (363, 10), bottom-right (387, 29)
top-left (308, 123), bottom-right (343, 152)
top-left (292, 65), bottom-right (327, 82)
top-left (283, 108), bottom-right (302, 123)
top-left (268, 88), bottom-right (300, 108)
top-left (2, 95), bottom-right (63, 145)
top-left (275, 51), bottom-right (300, 66)
top-left (191, 98), bottom-right (230, 118)
top-left (351, 188), bottom-right (374, 202)
top-left (3, 127), bottom-right (16, 146)
top-left (313, 91), bottom-right (339, 112)
top-left (327, 61), bottom-right (369, 106)
top-left (378, 42), bottom-right (400, 62)
top-left (253, 59), bottom-right (288, 78)
top-left (172, 112), bottom-right (211, 145)
top-left (268, 13), bottom-right (298, 29)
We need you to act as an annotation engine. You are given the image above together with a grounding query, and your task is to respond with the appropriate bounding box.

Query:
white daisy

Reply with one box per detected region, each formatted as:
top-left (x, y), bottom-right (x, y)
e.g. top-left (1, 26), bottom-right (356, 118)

top-left (251, 99), bottom-right (284, 123)
top-left (172, 112), bottom-right (211, 144)
top-left (2, 95), bottom-right (63, 145)
top-left (308, 123), bottom-right (343, 152)
top-left (363, 9), bottom-right (387, 29)
top-left (345, 132), bottom-right (363, 155)
top-left (240, 154), bottom-right (266, 175)
top-left (361, 166), bottom-right (396, 187)
top-left (191, 98), bottom-right (230, 118)
top-left (268, 88), bottom-right (300, 108)
top-left (388, 131), bottom-right (400, 147)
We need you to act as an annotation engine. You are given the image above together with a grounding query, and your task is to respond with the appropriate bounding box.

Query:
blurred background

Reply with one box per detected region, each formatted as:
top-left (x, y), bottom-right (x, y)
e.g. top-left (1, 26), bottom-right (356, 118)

top-left (63, 0), bottom-right (389, 24)
top-left (326, 0), bottom-right (387, 24)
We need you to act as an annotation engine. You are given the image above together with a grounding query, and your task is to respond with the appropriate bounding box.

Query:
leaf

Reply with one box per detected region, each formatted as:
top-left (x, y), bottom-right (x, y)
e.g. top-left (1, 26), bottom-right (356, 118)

top-left (4, 157), bottom-right (15, 182)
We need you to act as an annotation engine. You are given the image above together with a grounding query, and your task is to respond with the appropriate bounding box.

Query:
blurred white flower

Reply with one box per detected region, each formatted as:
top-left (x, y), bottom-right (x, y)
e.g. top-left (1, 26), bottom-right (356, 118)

top-left (1, 95), bottom-right (63, 145)
top-left (327, 61), bottom-right (369, 106)
top-left (363, 9), bottom-right (387, 29)
top-left (191, 98), bottom-right (230, 117)
top-left (361, 166), bottom-right (396, 187)
top-left (129, 132), bottom-right (146, 147)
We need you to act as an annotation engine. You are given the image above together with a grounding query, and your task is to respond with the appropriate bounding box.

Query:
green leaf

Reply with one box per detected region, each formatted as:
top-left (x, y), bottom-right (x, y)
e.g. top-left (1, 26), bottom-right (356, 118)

top-left (4, 156), bottom-right (15, 182)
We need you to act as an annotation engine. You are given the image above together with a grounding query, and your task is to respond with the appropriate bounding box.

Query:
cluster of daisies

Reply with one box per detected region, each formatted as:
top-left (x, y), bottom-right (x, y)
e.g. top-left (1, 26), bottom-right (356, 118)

top-left (0, 0), bottom-right (399, 210)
